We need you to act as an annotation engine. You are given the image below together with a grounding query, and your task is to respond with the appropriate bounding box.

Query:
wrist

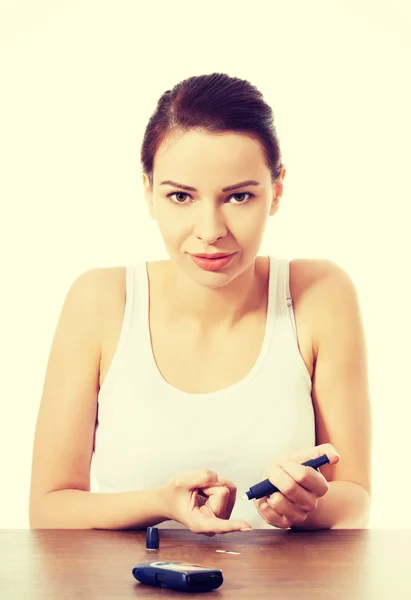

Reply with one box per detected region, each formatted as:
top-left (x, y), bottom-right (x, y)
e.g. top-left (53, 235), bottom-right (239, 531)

top-left (156, 484), bottom-right (172, 522)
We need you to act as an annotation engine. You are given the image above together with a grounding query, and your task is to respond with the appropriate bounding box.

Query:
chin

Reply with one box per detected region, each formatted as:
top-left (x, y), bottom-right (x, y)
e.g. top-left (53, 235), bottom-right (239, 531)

top-left (191, 256), bottom-right (248, 288)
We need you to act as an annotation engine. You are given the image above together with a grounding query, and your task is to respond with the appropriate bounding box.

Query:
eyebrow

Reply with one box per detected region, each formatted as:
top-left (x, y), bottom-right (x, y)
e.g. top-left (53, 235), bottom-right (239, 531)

top-left (159, 179), bottom-right (261, 192)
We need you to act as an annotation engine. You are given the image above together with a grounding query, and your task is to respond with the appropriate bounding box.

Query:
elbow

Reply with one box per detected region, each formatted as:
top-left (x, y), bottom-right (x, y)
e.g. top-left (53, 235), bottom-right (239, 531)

top-left (29, 508), bottom-right (43, 529)
top-left (29, 494), bottom-right (47, 529)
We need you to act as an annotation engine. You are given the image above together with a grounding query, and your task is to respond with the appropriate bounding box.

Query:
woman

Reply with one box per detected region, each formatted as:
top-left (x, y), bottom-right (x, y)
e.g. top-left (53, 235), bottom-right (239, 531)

top-left (29, 72), bottom-right (372, 534)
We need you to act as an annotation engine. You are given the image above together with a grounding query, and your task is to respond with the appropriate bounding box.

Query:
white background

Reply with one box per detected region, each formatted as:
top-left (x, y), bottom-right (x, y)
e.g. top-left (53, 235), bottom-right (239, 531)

top-left (1, 0), bottom-right (410, 528)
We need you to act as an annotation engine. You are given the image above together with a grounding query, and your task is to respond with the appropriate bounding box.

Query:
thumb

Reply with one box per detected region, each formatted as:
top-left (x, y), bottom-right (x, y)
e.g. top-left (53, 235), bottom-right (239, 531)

top-left (311, 443), bottom-right (341, 465)
top-left (277, 443), bottom-right (341, 466)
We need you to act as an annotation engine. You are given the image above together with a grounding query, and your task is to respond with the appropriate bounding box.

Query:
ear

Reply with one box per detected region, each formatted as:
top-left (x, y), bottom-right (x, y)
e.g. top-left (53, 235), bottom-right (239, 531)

top-left (269, 195), bottom-right (280, 216)
top-left (142, 173), bottom-right (156, 220)
top-left (269, 167), bottom-right (286, 217)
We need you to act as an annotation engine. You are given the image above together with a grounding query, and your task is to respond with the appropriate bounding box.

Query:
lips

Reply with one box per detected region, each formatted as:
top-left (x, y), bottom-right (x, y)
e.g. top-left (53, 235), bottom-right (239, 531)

top-left (191, 253), bottom-right (233, 259)
top-left (189, 253), bottom-right (235, 271)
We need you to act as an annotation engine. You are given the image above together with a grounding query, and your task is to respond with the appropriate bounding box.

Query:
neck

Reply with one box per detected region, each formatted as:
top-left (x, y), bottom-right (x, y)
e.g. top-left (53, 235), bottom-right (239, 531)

top-left (162, 256), bottom-right (268, 334)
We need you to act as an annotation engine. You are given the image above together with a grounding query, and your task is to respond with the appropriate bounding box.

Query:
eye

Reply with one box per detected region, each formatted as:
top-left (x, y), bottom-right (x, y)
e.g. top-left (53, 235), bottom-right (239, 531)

top-left (167, 192), bottom-right (191, 204)
top-left (229, 192), bottom-right (254, 204)
top-left (166, 191), bottom-right (255, 205)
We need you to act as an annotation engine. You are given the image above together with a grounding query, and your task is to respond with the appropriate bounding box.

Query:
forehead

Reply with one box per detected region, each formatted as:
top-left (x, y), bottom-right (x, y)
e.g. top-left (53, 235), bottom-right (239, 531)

top-left (153, 130), bottom-right (267, 180)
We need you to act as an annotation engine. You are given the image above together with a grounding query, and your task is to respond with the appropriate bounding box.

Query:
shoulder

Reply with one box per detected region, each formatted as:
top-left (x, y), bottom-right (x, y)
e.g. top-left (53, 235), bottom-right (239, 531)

top-left (68, 267), bottom-right (127, 334)
top-left (72, 266), bottom-right (126, 302)
top-left (288, 258), bottom-right (359, 355)
top-left (289, 257), bottom-right (356, 291)
top-left (289, 257), bottom-right (349, 283)
top-left (288, 257), bottom-right (339, 310)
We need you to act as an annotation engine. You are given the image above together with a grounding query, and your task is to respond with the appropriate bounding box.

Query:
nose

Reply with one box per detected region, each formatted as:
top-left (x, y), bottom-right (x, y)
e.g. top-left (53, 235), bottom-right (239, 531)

top-left (193, 202), bottom-right (227, 244)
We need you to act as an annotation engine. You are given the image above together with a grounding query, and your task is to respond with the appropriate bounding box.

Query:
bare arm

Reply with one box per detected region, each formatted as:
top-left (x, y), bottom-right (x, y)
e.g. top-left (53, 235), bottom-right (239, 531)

top-left (32, 487), bottom-right (170, 530)
top-left (29, 268), bottom-right (171, 530)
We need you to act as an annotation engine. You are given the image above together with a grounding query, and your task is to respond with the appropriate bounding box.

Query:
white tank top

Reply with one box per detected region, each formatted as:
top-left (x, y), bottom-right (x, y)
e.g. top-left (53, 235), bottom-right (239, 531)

top-left (92, 255), bottom-right (315, 529)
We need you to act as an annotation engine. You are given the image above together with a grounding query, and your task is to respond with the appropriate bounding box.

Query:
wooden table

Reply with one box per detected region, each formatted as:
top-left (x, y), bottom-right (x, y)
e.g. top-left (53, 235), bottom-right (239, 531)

top-left (1, 529), bottom-right (410, 598)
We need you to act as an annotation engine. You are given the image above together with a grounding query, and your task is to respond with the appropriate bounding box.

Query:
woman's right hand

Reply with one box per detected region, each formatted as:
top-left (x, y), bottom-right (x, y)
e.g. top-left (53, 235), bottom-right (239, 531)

top-left (160, 468), bottom-right (253, 536)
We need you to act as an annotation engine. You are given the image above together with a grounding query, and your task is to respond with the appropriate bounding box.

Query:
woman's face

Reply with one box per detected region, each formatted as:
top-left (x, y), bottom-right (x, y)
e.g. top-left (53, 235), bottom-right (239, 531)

top-left (143, 129), bottom-right (285, 286)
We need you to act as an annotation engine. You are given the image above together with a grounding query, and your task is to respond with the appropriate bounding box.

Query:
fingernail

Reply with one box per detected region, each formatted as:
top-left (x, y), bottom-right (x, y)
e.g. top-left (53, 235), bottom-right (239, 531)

top-left (240, 527), bottom-right (253, 531)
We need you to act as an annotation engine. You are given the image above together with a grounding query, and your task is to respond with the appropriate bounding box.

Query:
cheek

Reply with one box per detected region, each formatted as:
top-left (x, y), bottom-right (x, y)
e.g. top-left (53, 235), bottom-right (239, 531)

top-left (239, 219), bottom-right (268, 248)
top-left (238, 205), bottom-right (269, 231)
top-left (156, 217), bottom-right (182, 242)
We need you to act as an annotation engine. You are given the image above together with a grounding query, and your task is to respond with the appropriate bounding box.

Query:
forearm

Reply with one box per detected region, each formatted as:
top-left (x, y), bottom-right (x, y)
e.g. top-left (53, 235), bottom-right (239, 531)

top-left (29, 487), bottom-right (170, 530)
top-left (290, 481), bottom-right (371, 530)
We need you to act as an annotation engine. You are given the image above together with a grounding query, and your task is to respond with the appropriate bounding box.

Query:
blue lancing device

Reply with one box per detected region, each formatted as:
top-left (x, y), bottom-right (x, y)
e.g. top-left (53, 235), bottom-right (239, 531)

top-left (243, 454), bottom-right (330, 500)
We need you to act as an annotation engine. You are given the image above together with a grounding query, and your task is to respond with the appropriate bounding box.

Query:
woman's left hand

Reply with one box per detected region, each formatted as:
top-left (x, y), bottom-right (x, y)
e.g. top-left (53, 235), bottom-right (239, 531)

top-left (254, 443), bottom-right (341, 529)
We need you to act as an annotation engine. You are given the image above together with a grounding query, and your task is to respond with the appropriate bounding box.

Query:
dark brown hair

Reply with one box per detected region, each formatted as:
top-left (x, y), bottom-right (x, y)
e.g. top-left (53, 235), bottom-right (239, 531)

top-left (140, 72), bottom-right (284, 188)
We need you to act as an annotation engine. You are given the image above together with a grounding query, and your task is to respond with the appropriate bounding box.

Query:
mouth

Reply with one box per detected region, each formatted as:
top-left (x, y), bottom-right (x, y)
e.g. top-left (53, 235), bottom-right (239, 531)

top-left (191, 253), bottom-right (234, 259)
top-left (189, 252), bottom-right (236, 271)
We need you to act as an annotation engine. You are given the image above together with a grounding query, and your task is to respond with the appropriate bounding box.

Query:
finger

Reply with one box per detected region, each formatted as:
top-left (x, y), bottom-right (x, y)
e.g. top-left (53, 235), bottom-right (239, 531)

top-left (201, 486), bottom-right (230, 519)
top-left (254, 498), bottom-right (290, 528)
top-left (219, 479), bottom-right (237, 517)
top-left (256, 496), bottom-right (308, 529)
top-left (315, 443), bottom-right (341, 465)
top-left (265, 491), bottom-right (312, 520)
top-left (280, 460), bottom-right (329, 501)
top-left (202, 480), bottom-right (237, 518)
top-left (263, 463), bottom-right (302, 505)
top-left (264, 462), bottom-right (327, 507)
top-left (194, 504), bottom-right (252, 534)
top-left (174, 468), bottom-right (221, 490)
top-left (265, 510), bottom-right (293, 529)
top-left (275, 443), bottom-right (341, 466)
